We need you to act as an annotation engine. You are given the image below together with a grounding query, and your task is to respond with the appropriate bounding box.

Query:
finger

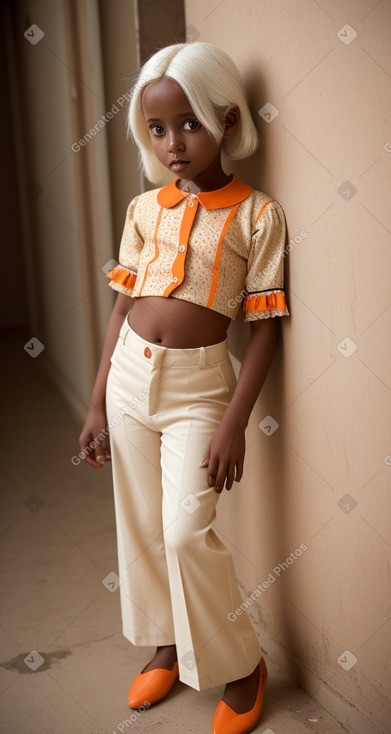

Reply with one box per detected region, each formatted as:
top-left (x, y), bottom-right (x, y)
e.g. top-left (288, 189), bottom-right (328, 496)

top-left (92, 433), bottom-right (111, 464)
top-left (96, 444), bottom-right (111, 463)
top-left (214, 462), bottom-right (229, 493)
top-left (207, 454), bottom-right (219, 487)
top-left (80, 436), bottom-right (106, 468)
top-left (225, 466), bottom-right (236, 491)
top-left (235, 461), bottom-right (244, 483)
top-left (83, 455), bottom-right (104, 468)
top-left (85, 444), bottom-right (105, 467)
top-left (208, 471), bottom-right (217, 488)
top-left (200, 443), bottom-right (211, 467)
top-left (93, 435), bottom-right (105, 463)
top-left (99, 436), bottom-right (111, 454)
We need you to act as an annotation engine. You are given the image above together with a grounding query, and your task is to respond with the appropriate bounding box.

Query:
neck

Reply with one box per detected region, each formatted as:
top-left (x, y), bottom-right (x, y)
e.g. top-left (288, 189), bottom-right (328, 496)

top-left (176, 172), bottom-right (233, 193)
top-left (177, 179), bottom-right (201, 195)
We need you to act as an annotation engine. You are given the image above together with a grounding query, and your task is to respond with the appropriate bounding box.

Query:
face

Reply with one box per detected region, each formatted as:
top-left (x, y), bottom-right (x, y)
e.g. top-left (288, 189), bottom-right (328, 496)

top-left (142, 76), bottom-right (234, 191)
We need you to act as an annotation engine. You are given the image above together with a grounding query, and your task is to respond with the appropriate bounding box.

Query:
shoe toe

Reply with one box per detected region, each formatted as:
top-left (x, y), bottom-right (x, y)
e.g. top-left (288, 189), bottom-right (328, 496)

top-left (211, 657), bottom-right (268, 734)
top-left (211, 700), bottom-right (255, 734)
top-left (128, 663), bottom-right (179, 709)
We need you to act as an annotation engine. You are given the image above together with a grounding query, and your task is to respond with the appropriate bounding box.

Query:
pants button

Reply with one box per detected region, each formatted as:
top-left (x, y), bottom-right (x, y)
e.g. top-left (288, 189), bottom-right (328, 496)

top-left (144, 347), bottom-right (152, 358)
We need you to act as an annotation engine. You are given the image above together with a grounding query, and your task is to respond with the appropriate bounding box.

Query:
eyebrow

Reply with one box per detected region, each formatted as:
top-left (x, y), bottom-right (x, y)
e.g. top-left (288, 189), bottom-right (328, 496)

top-left (146, 112), bottom-right (196, 122)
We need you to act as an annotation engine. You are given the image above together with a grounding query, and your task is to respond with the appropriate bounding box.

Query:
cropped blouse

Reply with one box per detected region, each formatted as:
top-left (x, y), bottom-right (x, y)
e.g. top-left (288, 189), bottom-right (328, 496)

top-left (106, 174), bottom-right (289, 322)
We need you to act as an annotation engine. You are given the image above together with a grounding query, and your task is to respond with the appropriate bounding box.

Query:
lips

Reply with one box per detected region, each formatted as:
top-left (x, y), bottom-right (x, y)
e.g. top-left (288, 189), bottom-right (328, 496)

top-left (170, 160), bottom-right (189, 171)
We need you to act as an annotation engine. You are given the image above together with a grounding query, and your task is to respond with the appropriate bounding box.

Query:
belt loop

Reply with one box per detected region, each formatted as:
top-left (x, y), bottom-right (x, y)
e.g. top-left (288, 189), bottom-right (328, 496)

top-left (123, 328), bottom-right (130, 346)
top-left (199, 346), bottom-right (207, 369)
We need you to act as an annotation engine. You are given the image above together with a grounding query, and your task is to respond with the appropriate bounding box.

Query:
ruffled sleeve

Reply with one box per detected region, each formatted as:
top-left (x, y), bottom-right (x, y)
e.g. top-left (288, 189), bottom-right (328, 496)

top-left (243, 199), bottom-right (289, 321)
top-left (105, 195), bottom-right (143, 296)
top-left (105, 264), bottom-right (138, 295)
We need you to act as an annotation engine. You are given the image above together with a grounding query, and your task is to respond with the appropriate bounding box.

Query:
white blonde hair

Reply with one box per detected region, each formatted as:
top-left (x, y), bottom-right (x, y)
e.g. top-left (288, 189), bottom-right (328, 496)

top-left (127, 42), bottom-right (259, 185)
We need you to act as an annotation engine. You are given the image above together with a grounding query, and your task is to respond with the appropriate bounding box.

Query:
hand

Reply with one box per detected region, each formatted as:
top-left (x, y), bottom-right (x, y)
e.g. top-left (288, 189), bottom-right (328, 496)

top-left (79, 406), bottom-right (111, 468)
top-left (200, 419), bottom-right (245, 493)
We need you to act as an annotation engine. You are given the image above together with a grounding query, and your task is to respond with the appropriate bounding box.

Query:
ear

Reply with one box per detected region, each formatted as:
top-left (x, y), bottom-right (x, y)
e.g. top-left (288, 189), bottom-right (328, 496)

top-left (223, 105), bottom-right (240, 138)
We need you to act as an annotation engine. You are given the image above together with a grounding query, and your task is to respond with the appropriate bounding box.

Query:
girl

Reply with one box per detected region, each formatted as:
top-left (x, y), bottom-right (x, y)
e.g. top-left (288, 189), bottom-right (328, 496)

top-left (79, 41), bottom-right (289, 734)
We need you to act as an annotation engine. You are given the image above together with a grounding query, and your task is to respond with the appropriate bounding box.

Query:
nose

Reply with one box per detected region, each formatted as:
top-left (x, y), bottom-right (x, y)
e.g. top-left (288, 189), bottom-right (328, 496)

top-left (167, 130), bottom-right (184, 153)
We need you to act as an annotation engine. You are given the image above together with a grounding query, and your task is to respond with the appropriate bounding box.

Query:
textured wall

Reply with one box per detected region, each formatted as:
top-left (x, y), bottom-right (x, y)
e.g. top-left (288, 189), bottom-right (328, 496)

top-left (184, 1), bottom-right (391, 732)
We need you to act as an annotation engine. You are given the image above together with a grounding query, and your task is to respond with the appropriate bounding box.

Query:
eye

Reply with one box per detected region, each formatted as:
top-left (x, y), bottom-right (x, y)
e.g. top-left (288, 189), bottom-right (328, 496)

top-left (183, 119), bottom-right (200, 131)
top-left (150, 124), bottom-right (165, 136)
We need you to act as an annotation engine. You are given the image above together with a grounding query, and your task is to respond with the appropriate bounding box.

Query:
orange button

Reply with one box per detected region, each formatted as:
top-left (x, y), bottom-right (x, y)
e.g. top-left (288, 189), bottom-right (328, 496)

top-left (144, 347), bottom-right (152, 358)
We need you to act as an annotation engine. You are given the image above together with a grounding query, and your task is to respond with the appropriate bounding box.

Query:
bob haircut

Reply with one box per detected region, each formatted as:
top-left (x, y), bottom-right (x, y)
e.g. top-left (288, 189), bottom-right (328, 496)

top-left (127, 42), bottom-right (260, 185)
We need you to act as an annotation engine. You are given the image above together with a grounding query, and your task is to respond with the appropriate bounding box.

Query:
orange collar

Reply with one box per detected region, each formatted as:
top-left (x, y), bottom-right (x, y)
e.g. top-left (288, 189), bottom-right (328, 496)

top-left (157, 174), bottom-right (253, 210)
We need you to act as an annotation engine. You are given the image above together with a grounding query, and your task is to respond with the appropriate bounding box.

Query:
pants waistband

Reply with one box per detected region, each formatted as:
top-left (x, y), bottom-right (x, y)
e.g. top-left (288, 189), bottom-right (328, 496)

top-left (119, 313), bottom-right (229, 369)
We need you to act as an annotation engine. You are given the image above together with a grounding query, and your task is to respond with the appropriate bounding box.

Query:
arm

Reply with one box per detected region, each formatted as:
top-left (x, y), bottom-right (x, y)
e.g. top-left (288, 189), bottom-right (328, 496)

top-left (201, 317), bottom-right (278, 492)
top-left (79, 292), bottom-right (134, 468)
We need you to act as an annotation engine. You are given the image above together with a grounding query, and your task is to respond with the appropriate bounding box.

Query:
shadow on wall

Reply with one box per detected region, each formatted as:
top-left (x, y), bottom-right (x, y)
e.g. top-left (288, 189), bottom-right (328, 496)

top-left (226, 57), bottom-right (294, 667)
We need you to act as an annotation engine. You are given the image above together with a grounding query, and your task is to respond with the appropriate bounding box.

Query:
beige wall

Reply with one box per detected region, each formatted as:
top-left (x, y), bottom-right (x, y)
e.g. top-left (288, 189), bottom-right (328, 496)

top-left (184, 1), bottom-right (391, 732)
top-left (99, 0), bottom-right (140, 248)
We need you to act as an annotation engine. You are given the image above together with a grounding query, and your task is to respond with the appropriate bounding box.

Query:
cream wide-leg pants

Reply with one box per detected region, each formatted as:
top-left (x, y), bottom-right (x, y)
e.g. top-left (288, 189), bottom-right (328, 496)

top-left (105, 313), bottom-right (260, 691)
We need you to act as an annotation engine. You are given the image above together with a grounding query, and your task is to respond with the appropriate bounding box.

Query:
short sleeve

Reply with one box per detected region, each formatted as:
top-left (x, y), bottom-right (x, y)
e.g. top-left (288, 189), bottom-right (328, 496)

top-left (105, 196), bottom-right (144, 296)
top-left (243, 199), bottom-right (289, 321)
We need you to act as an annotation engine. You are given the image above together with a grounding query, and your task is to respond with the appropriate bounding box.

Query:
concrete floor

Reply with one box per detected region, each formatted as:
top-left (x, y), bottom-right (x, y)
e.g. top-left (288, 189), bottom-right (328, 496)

top-left (0, 328), bottom-right (350, 734)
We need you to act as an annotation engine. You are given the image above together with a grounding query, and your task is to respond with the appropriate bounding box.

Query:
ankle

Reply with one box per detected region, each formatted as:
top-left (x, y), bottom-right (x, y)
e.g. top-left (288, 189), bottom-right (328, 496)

top-left (143, 644), bottom-right (177, 672)
top-left (156, 644), bottom-right (177, 662)
top-left (222, 662), bottom-right (261, 714)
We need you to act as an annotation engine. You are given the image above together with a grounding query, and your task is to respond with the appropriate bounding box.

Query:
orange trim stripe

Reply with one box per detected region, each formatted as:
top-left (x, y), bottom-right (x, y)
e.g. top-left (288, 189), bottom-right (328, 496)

top-left (244, 291), bottom-right (287, 313)
top-left (139, 206), bottom-right (164, 296)
top-left (163, 199), bottom-right (199, 297)
top-left (206, 203), bottom-right (240, 309)
top-left (255, 199), bottom-right (275, 225)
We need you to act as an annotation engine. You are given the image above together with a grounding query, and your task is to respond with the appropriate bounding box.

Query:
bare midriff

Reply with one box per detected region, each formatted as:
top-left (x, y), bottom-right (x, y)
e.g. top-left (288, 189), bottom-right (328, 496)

top-left (127, 295), bottom-right (231, 348)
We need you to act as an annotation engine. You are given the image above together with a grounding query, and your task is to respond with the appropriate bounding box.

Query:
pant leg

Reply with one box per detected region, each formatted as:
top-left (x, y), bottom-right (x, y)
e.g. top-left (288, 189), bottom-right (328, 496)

top-left (106, 319), bottom-right (260, 689)
top-left (156, 352), bottom-right (261, 691)
top-left (105, 320), bottom-right (175, 646)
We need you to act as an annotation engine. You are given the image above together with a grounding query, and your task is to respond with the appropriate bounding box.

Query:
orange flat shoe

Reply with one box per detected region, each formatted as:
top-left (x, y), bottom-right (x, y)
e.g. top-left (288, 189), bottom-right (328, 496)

top-left (128, 661), bottom-right (179, 709)
top-left (211, 657), bottom-right (268, 734)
